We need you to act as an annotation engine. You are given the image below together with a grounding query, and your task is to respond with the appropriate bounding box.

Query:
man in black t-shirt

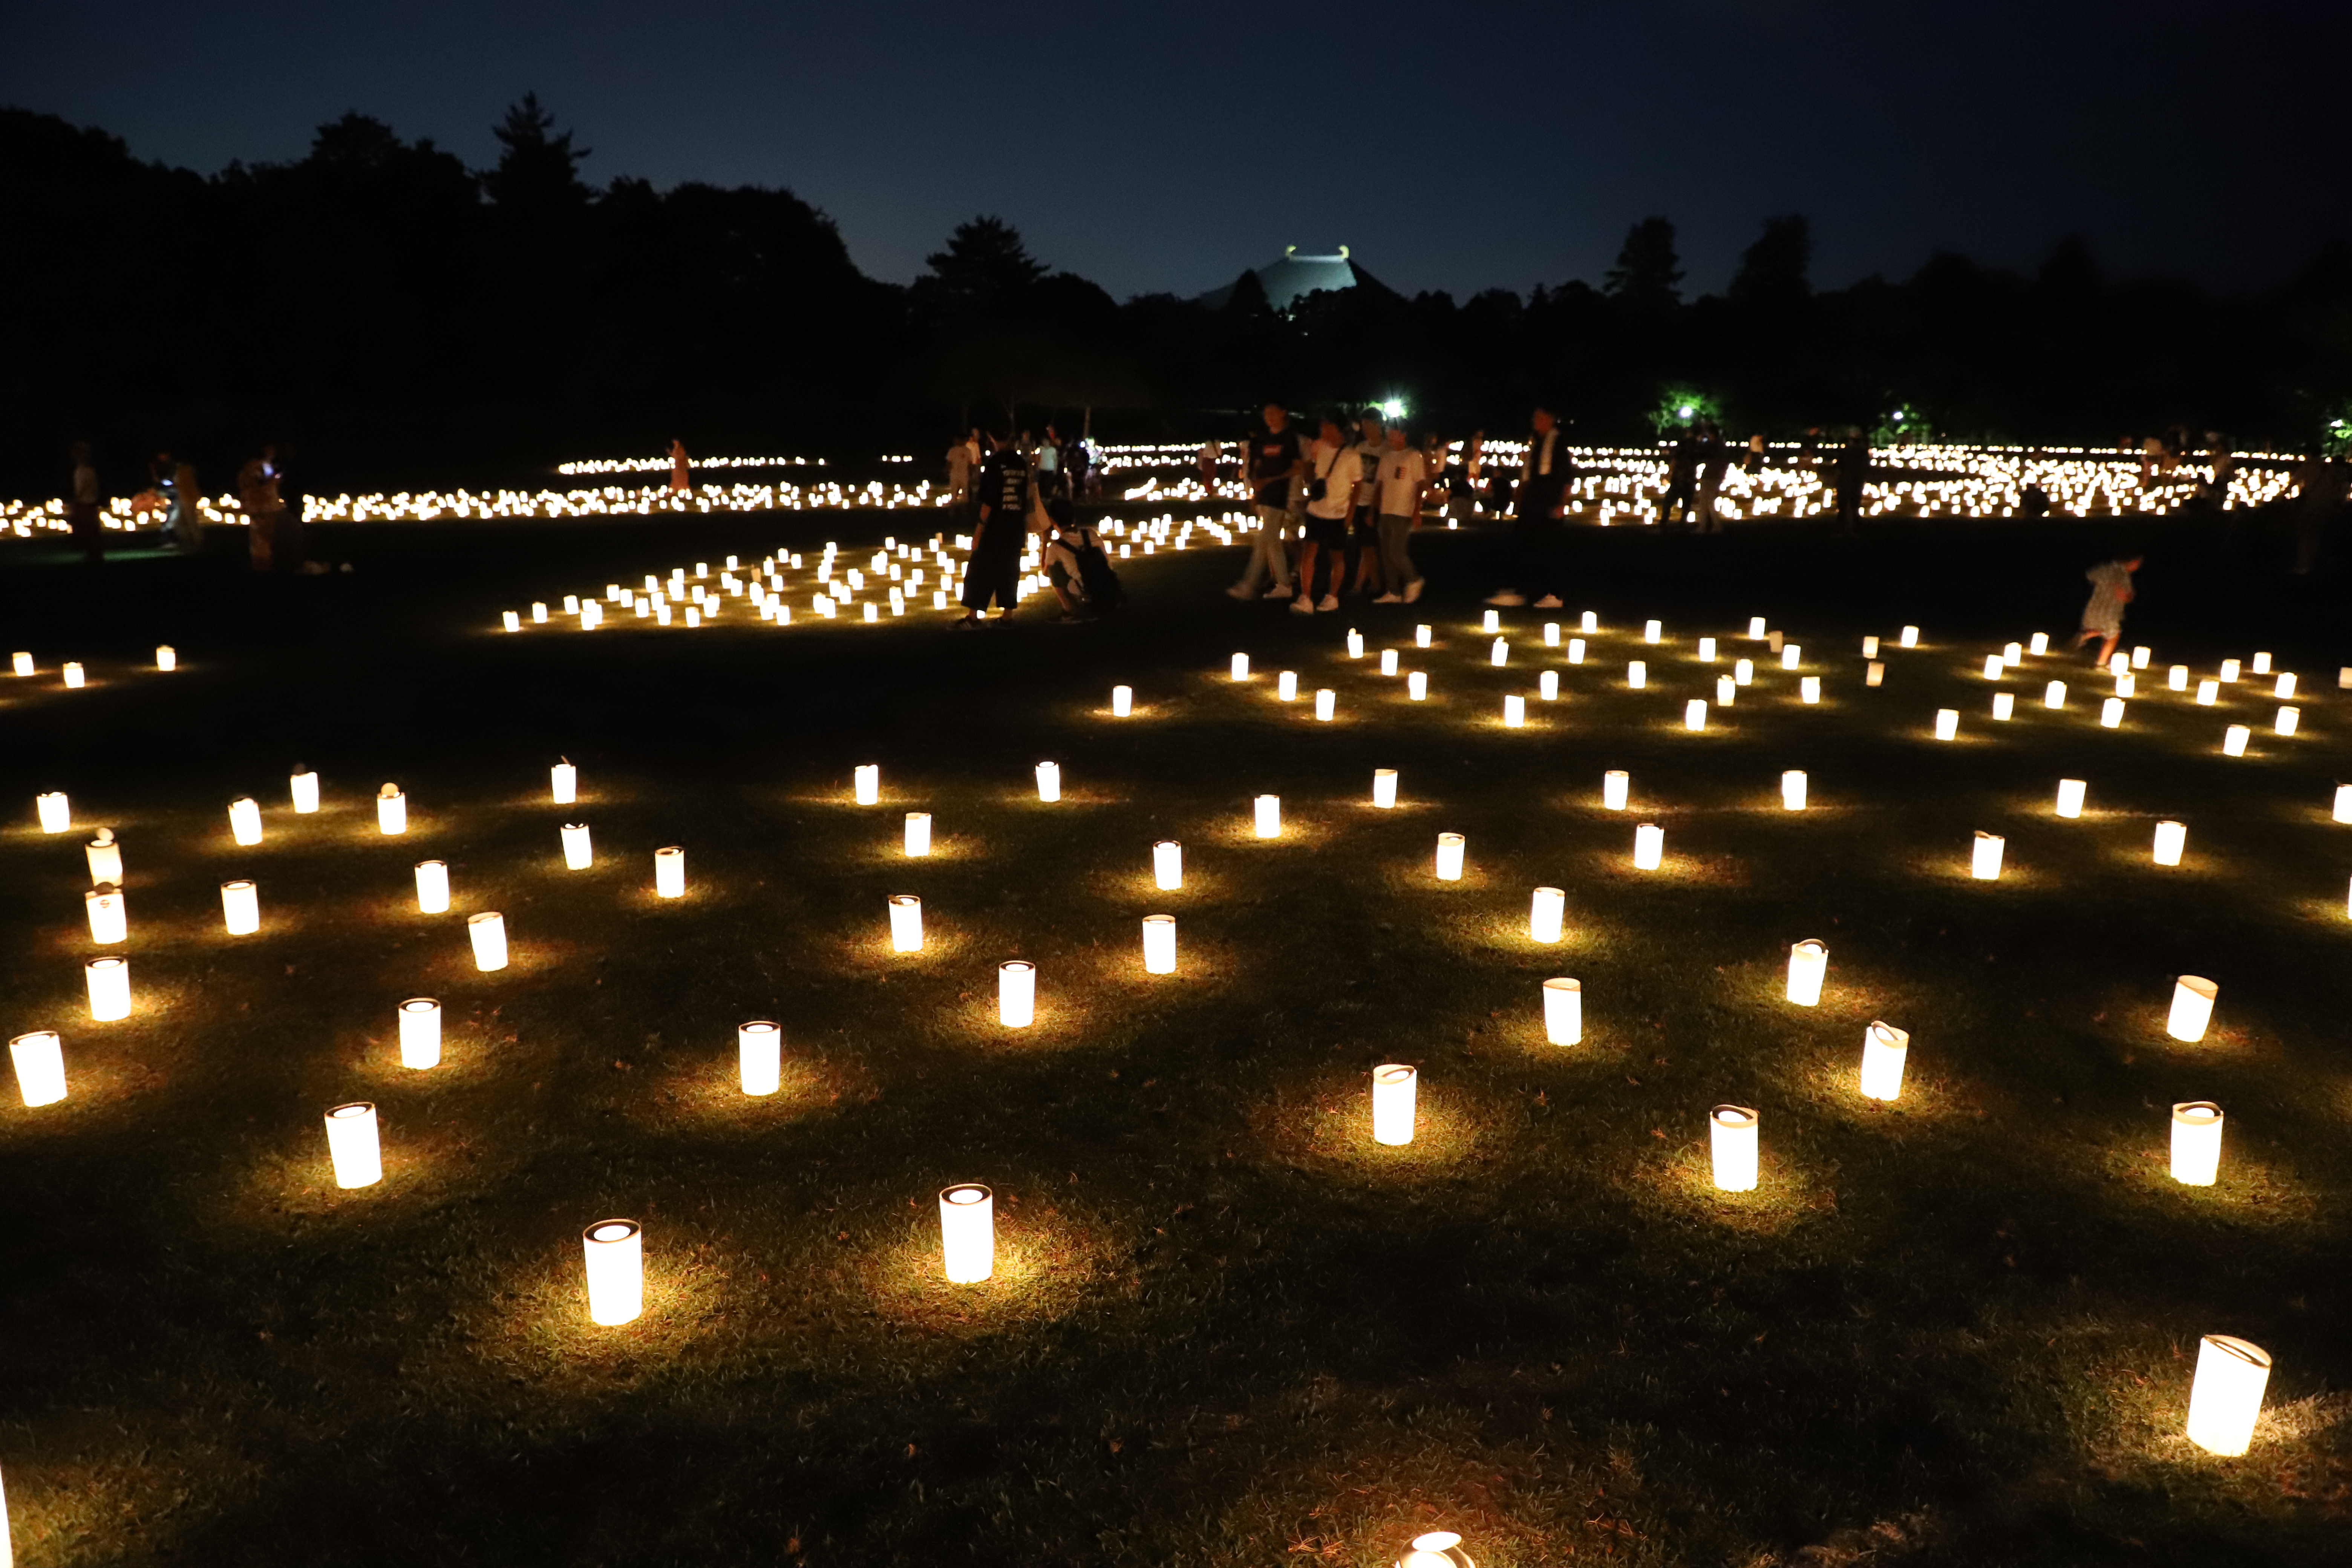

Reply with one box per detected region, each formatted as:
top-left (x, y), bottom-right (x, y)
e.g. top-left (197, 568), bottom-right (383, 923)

top-left (1229, 403), bottom-right (1303, 599)
top-left (1485, 406), bottom-right (1575, 608)
top-left (956, 432), bottom-right (1032, 627)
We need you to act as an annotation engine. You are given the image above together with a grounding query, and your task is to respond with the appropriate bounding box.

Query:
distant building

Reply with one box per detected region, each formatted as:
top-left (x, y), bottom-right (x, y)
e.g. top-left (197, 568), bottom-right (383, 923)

top-left (1199, 245), bottom-right (1381, 315)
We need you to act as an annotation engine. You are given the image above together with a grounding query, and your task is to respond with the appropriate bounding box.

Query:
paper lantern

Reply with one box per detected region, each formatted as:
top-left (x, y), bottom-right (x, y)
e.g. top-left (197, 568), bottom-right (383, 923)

top-left (35, 792), bottom-right (69, 834)
top-left (1407, 672), bottom-right (1427, 700)
top-left (1746, 616), bottom-right (1767, 638)
top-left (2219, 658), bottom-right (2241, 682)
top-left (323, 1101), bottom-right (383, 1188)
top-left (1603, 770), bottom-right (1629, 811)
top-left (1641, 618), bottom-right (1661, 643)
top-left (1530, 885), bottom-right (1565, 943)
top-left (1900, 626), bottom-right (1919, 648)
top-left (1314, 689), bottom-right (1335, 721)
top-left (1567, 638), bottom-right (1586, 664)
top-left (1502, 694), bottom-right (1525, 727)
top-left (2108, 653), bottom-right (2129, 677)
top-left (1539, 670), bottom-right (1559, 701)
top-left (2170, 665), bottom-right (2189, 691)
top-left (1934, 709), bottom-right (1958, 740)
top-left (156, 644), bottom-right (177, 671)
top-left (2170, 1100), bottom-right (2223, 1185)
top-left (2222, 725), bottom-right (2249, 757)
top-left (1581, 611), bottom-right (1598, 633)
top-left (1782, 645), bottom-right (1802, 671)
top-left (939, 1185), bottom-right (994, 1283)
top-left (561, 822), bottom-right (593, 869)
top-left (2195, 679), bottom-right (2219, 706)
top-left (2274, 672), bottom-right (2296, 700)
top-left (2100, 698), bottom-right (2125, 729)
top-left (551, 760), bottom-right (576, 804)
top-left (1112, 684), bottom-right (1133, 717)
top-left (2167, 975), bottom-right (2217, 1041)
top-left (1865, 662), bottom-right (1884, 687)
top-left (1787, 940), bottom-right (1827, 1005)
top-left (62, 663), bottom-right (84, 689)
top-left (854, 764), bottom-right (879, 804)
top-left (1986, 691), bottom-right (2014, 722)
top-left (2053, 778), bottom-right (2087, 818)
top-left (1142, 914), bottom-right (1177, 973)
top-left (881, 891), bottom-right (926, 952)
top-left (1346, 630), bottom-right (1363, 658)
top-left (1380, 649), bottom-right (1399, 676)
top-left (1490, 639), bottom-right (1508, 667)
top-left (2044, 680), bottom-right (2067, 709)
top-left (2003, 641), bottom-right (2023, 667)
top-left (533, 602), bottom-right (548, 623)
top-left (904, 813), bottom-right (931, 857)
top-left (1710, 1105), bottom-right (1759, 1191)
top-left (1254, 795), bottom-right (1281, 838)
top-left (1970, 832), bottom-right (2004, 880)
top-left (1781, 770), bottom-right (1807, 810)
top-left (397, 998), bottom-right (441, 1069)
top-left (1035, 761), bottom-right (1061, 802)
top-left (1801, 677), bottom-right (1821, 704)
top-left (502, 610), bottom-right (521, 632)
top-left (2133, 645), bottom-right (2150, 669)
top-left (414, 860), bottom-right (449, 913)
top-left (998, 960), bottom-right (1035, 1026)
top-left (285, 766), bottom-right (320, 814)
top-left (2153, 820), bottom-right (2186, 866)
top-left (1863, 635), bottom-right (1880, 658)
top-left (225, 797), bottom-right (263, 847)
top-left (2185, 1335), bottom-right (2271, 1456)
top-left (11, 1029), bottom-right (68, 1106)
top-left (85, 830), bottom-right (121, 884)
top-left (582, 1220), bottom-right (644, 1324)
top-left (1230, 652), bottom-right (1250, 680)
top-left (1432, 832), bottom-right (1466, 881)
top-left (1732, 658), bottom-right (1752, 686)
top-left (1153, 841), bottom-right (1182, 889)
top-left (468, 912), bottom-right (508, 971)
top-left (2249, 651), bottom-right (2270, 675)
top-left (220, 879), bottom-right (259, 935)
top-left (1684, 700), bottom-right (1707, 731)
top-left (1698, 635), bottom-right (1717, 660)
top-left (1859, 1021), bottom-right (1908, 1101)
top-left (1372, 1064), bottom-right (1417, 1145)
top-left (1633, 823), bottom-right (1664, 870)
top-left (1482, 610), bottom-right (1500, 633)
top-left (2334, 783), bottom-right (2352, 824)
top-left (2275, 706), bottom-right (2299, 736)
top-left (376, 785), bottom-right (406, 835)
top-left (84, 885), bottom-right (125, 944)
top-left (739, 1020), bottom-right (781, 1095)
top-left (1981, 654), bottom-right (2004, 680)
top-left (1718, 675), bottom-right (1736, 703)
top-left (8, 651), bottom-right (27, 676)
top-left (2030, 632), bottom-right (2049, 655)
top-left (1277, 671), bottom-right (1298, 701)
top-left (1544, 622), bottom-right (1560, 647)
top-left (1416, 624), bottom-right (1432, 647)
top-left (2116, 673), bottom-right (2137, 699)
top-left (654, 846), bottom-right (686, 897)
top-left (1542, 977), bottom-right (1582, 1044)
top-left (1628, 661), bottom-right (1646, 689)
top-left (85, 956), bottom-right (129, 1020)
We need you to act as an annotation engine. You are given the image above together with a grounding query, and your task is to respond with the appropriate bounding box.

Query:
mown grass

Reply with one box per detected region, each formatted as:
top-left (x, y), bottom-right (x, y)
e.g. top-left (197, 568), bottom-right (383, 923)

top-left (0, 516), bottom-right (2346, 1566)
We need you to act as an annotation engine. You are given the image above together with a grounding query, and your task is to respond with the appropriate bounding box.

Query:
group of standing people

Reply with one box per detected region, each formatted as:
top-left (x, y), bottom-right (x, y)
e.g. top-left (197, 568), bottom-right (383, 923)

top-left (59, 441), bottom-right (300, 570)
top-left (946, 427), bottom-right (1093, 511)
top-left (951, 424), bottom-right (1123, 629)
top-left (1227, 404), bottom-right (1445, 612)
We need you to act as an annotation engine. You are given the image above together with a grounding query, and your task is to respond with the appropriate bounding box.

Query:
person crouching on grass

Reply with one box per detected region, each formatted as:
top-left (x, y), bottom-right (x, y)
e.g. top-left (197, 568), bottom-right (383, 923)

top-left (1043, 497), bottom-right (1125, 621)
top-left (955, 429), bottom-right (1031, 628)
top-left (2072, 553), bottom-right (2142, 666)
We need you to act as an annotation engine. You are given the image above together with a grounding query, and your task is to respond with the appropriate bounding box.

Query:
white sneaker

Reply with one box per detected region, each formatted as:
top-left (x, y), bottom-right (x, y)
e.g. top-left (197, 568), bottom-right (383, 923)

top-left (1317, 594), bottom-right (1339, 612)
top-left (1289, 596), bottom-right (1315, 614)
top-left (1484, 590), bottom-right (1526, 607)
top-left (1533, 594), bottom-right (1563, 609)
top-left (1372, 592), bottom-right (1403, 604)
top-left (1226, 584), bottom-right (1257, 600)
top-left (1403, 579), bottom-right (1424, 603)
top-left (1266, 584), bottom-right (1295, 600)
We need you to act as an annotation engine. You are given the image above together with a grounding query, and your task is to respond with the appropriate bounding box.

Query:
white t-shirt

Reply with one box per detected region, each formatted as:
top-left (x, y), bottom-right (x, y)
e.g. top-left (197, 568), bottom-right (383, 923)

top-left (1306, 438), bottom-right (1354, 521)
top-left (1375, 447), bottom-right (1426, 516)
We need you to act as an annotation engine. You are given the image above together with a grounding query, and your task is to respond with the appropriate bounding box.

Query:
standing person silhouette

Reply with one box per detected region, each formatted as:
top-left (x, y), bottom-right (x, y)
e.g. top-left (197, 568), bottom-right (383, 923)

top-left (1485, 406), bottom-right (1574, 608)
top-left (2073, 554), bottom-right (2142, 666)
top-left (67, 442), bottom-right (104, 564)
top-left (955, 427), bottom-right (1032, 628)
top-left (668, 439), bottom-right (691, 493)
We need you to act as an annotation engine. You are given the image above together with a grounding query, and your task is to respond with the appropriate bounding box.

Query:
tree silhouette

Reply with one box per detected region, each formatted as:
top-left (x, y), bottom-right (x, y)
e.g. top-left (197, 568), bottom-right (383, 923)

top-left (1729, 214), bottom-right (1811, 303)
top-left (483, 92), bottom-right (591, 211)
top-left (919, 216), bottom-right (1048, 314)
top-left (1605, 216), bottom-right (1684, 311)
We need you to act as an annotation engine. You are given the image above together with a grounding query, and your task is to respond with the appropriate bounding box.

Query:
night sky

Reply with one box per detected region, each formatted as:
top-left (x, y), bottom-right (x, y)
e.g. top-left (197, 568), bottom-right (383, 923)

top-left (7, 0), bottom-right (2346, 301)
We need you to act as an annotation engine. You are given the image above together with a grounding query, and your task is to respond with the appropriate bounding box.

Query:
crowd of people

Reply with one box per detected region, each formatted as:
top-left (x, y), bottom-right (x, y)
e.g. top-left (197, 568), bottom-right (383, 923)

top-left (53, 439), bottom-right (311, 572)
top-left (950, 423), bottom-right (1122, 629)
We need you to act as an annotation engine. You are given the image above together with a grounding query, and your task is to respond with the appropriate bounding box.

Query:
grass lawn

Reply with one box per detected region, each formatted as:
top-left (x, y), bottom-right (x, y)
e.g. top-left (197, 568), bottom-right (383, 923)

top-left (0, 513), bottom-right (2347, 1566)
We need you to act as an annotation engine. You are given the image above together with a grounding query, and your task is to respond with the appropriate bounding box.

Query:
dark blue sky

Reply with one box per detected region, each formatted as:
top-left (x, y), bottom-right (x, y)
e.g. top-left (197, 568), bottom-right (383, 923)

top-left (8, 0), bottom-right (2344, 300)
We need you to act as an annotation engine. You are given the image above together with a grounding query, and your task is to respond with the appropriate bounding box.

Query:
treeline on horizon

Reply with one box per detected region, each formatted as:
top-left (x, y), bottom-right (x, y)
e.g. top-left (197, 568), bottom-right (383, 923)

top-left (7, 97), bottom-right (2352, 495)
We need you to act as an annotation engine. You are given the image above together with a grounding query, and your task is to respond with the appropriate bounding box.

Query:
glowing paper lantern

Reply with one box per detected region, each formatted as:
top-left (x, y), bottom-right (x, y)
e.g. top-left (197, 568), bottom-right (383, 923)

top-left (62, 663), bottom-right (84, 689)
top-left (2133, 645), bottom-right (2150, 669)
top-left (739, 1020), bottom-right (781, 1095)
top-left (1934, 709), bottom-right (1959, 740)
top-left (1859, 1021), bottom-right (1908, 1101)
top-left (2100, 698), bottom-right (2124, 729)
top-left (1111, 684), bottom-right (1133, 717)
top-left (2222, 725), bottom-right (2249, 757)
top-left (2002, 641), bottom-right (2023, 667)
top-left (1628, 661), bottom-right (1646, 689)
top-left (1580, 611), bottom-right (1598, 633)
top-left (1542, 977), bottom-right (1582, 1044)
top-left (2185, 1335), bottom-right (2271, 1456)
top-left (1416, 624), bottom-right (1432, 648)
top-left (2274, 672), bottom-right (2296, 700)
top-left (1539, 669), bottom-right (1559, 701)
top-left (1407, 671), bottom-right (1427, 700)
top-left (156, 644), bottom-right (177, 671)
top-left (2056, 778), bottom-right (2086, 818)
top-left (561, 823), bottom-right (593, 869)
top-left (1346, 630), bottom-right (1363, 658)
top-left (1970, 832), bottom-right (2004, 880)
top-left (1482, 610), bottom-right (1500, 633)
top-left (1863, 635), bottom-right (1880, 658)
top-left (2334, 784), bottom-right (2352, 824)
top-left (85, 830), bottom-right (121, 884)
top-left (220, 879), bottom-right (259, 935)
top-left (1035, 761), bottom-right (1060, 802)
top-left (551, 760), bottom-right (576, 804)
top-left (1567, 638), bottom-right (1586, 664)
top-left (2195, 679), bottom-right (2218, 706)
top-left (1142, 914), bottom-right (1177, 973)
top-left (8, 652), bottom-right (27, 676)
top-left (1865, 662), bottom-right (1884, 687)
top-left (1152, 841), bottom-right (1182, 889)
top-left (1502, 694), bottom-right (1525, 727)
top-left (1633, 823), bottom-right (1664, 870)
top-left (854, 764), bottom-right (879, 804)
top-left (2167, 975), bottom-right (2217, 1041)
top-left (2251, 651), bottom-right (2271, 675)
top-left (1544, 622), bottom-right (1560, 647)
top-left (1747, 617), bottom-right (1767, 638)
top-left (84, 885), bottom-right (125, 945)
top-left (2116, 673), bottom-right (2137, 699)
top-left (376, 785), bottom-right (406, 835)
top-left (2045, 680), bottom-right (2066, 709)
top-left (998, 960), bottom-right (1035, 1026)
top-left (467, 912), bottom-right (508, 971)
top-left (582, 1220), bottom-right (644, 1324)
top-left (319, 1102), bottom-right (385, 1188)
top-left (1277, 671), bottom-right (1298, 701)
top-left (1490, 639), bottom-right (1508, 667)
top-left (85, 956), bottom-right (129, 1020)
top-left (10, 1030), bottom-right (67, 1107)
top-left (1982, 654), bottom-right (2004, 680)
top-left (903, 813), bottom-right (931, 856)
top-left (939, 1185), bottom-right (994, 1282)
top-left (1710, 1105), bottom-right (1759, 1191)
top-left (1642, 619), bottom-right (1661, 643)
top-left (2108, 653), bottom-right (2128, 677)
top-left (1718, 675), bottom-right (1736, 703)
top-left (414, 860), bottom-right (449, 913)
top-left (1781, 770), bottom-right (1807, 810)
top-left (397, 998), bottom-right (441, 1069)
top-left (2170, 665), bottom-right (2189, 691)
top-left (1230, 652), bottom-right (1250, 680)
top-left (36, 792), bottom-right (69, 834)
top-left (1530, 885), bottom-right (1565, 943)
top-left (1433, 832), bottom-right (1466, 881)
top-left (1991, 692), bottom-right (2014, 720)
top-left (1698, 635), bottom-right (1717, 660)
top-left (1371, 1063), bottom-right (1417, 1145)
top-left (1314, 689), bottom-right (1336, 721)
top-left (888, 894), bottom-right (923, 951)
top-left (502, 610), bottom-right (521, 632)
top-left (2275, 706), bottom-right (2299, 736)
top-left (1684, 700), bottom-right (1707, 731)
top-left (1782, 645), bottom-right (1802, 671)
top-left (654, 846), bottom-right (685, 897)
top-left (224, 796), bottom-right (264, 847)
top-left (1787, 940), bottom-right (1827, 1006)
top-left (2170, 1100), bottom-right (2223, 1185)
top-left (2153, 820), bottom-right (2186, 866)
top-left (1254, 795), bottom-right (1281, 838)
top-left (2029, 632), bottom-right (2049, 655)
top-left (1380, 649), bottom-right (1399, 676)
top-left (1801, 677), bottom-right (1821, 703)
top-left (2219, 658), bottom-right (2241, 682)
top-left (1603, 770), bottom-right (1629, 810)
top-left (1900, 626), bottom-right (1919, 648)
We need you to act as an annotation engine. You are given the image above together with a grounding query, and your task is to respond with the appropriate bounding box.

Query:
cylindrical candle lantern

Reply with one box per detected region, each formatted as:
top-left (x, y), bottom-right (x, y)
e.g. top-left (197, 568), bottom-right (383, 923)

top-left (289, 769), bottom-right (319, 813)
top-left (1584, 611), bottom-right (1600, 633)
top-left (1710, 1105), bottom-right (1759, 1191)
top-left (1643, 618), bottom-right (1661, 643)
top-left (36, 792), bottom-right (69, 833)
top-left (2185, 1335), bottom-right (2271, 1456)
top-left (1545, 622), bottom-right (1561, 646)
top-left (2045, 680), bottom-right (2067, 708)
top-left (1991, 692), bottom-right (2014, 720)
top-left (1490, 638), bottom-right (1508, 666)
top-left (2170, 1100), bottom-right (2223, 1185)
top-left (2220, 658), bottom-right (2241, 682)
top-left (1372, 768), bottom-right (1398, 808)
top-left (86, 830), bottom-right (121, 884)
top-left (2133, 645), bottom-right (2150, 669)
top-left (85, 885), bottom-right (126, 945)
top-left (1315, 688), bottom-right (1335, 721)
top-left (1900, 625), bottom-right (1920, 648)
top-left (1865, 661), bottom-right (1884, 686)
top-left (1112, 684), bottom-right (1133, 717)
top-left (1734, 657), bottom-right (1753, 684)
top-left (2100, 698), bottom-right (2125, 729)
top-left (2275, 672), bottom-right (2296, 699)
top-left (1633, 823), bottom-right (1664, 870)
top-left (1971, 832), bottom-right (2004, 880)
top-left (1718, 675), bottom-right (1736, 703)
top-left (415, 860), bottom-right (449, 914)
top-left (85, 956), bottom-right (130, 1020)
top-left (220, 879), bottom-right (259, 935)
top-left (2003, 640), bottom-right (2023, 667)
top-left (1230, 652), bottom-right (1250, 680)
top-left (561, 822), bottom-right (593, 869)
top-left (1530, 885), bottom-right (1565, 943)
top-left (1407, 671), bottom-right (1427, 700)
top-left (1277, 671), bottom-right (1298, 701)
top-left (1152, 841), bottom-right (1182, 890)
top-left (551, 760), bottom-right (577, 804)
top-left (1746, 616), bottom-right (1767, 637)
top-left (1542, 977), bottom-right (1582, 1044)
top-left (2275, 706), bottom-right (2299, 736)
top-left (1482, 609), bottom-right (1500, 633)
top-left (1628, 661), bottom-right (1646, 689)
top-left (887, 894), bottom-right (924, 951)
top-left (854, 764), bottom-right (880, 804)
top-left (1787, 939), bottom-right (1827, 1005)
top-left (2167, 975), bottom-right (2217, 1041)
top-left (11, 1030), bottom-right (67, 1107)
top-left (2335, 783), bottom-right (2352, 824)
top-left (739, 1020), bottom-right (781, 1096)
top-left (1935, 709), bottom-right (1959, 740)
top-left (398, 997), bottom-right (441, 1069)
top-left (1801, 676), bottom-right (1821, 704)
top-left (998, 960), bottom-right (1035, 1026)
top-left (1372, 1063), bottom-right (1417, 1145)
top-left (2170, 664), bottom-right (2189, 690)
top-left (1539, 669), bottom-right (1559, 701)
top-left (227, 796), bottom-right (262, 846)
top-left (1700, 635), bottom-right (1717, 660)
top-left (2223, 724), bottom-right (2250, 756)
top-left (1603, 770), bottom-right (1629, 810)
top-left (1782, 645), bottom-right (1801, 670)
top-left (939, 1184), bottom-right (995, 1283)
top-left (157, 644), bottom-right (177, 670)
top-left (1035, 761), bottom-right (1061, 802)
top-left (2153, 820), bottom-right (2187, 866)
top-left (1254, 795), bottom-right (1281, 838)
top-left (1416, 623), bottom-right (1432, 648)
top-left (376, 785), bottom-right (406, 834)
top-left (1142, 914), bottom-right (1177, 974)
top-left (62, 662), bottom-right (84, 688)
top-left (1859, 1021), bottom-right (1908, 1101)
top-left (2116, 673), bottom-right (2137, 699)
top-left (1982, 654), bottom-right (2004, 680)
top-left (1380, 648), bottom-right (1399, 676)
top-left (1780, 770), bottom-right (1807, 810)
top-left (2196, 679), bottom-right (2219, 705)
top-left (1502, 694), bottom-right (1525, 727)
top-left (12, 651), bottom-right (30, 676)
top-left (1684, 699), bottom-right (1707, 730)
top-left (1863, 634), bottom-right (1881, 658)
top-left (324, 1102), bottom-right (381, 1188)
top-left (2056, 778), bottom-right (2087, 818)
top-left (582, 1219), bottom-right (644, 1324)
top-left (904, 813), bottom-right (932, 856)
top-left (468, 912), bottom-right (508, 971)
top-left (1569, 638), bottom-right (1586, 664)
top-left (654, 846), bottom-right (685, 897)
top-left (2251, 651), bottom-right (2271, 674)
top-left (1434, 832), bottom-right (1465, 880)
